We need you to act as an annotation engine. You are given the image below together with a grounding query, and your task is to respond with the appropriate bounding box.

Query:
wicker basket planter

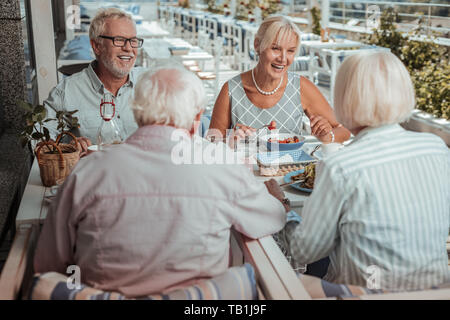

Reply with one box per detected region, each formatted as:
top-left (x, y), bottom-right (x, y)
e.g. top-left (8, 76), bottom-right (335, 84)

top-left (34, 132), bottom-right (80, 187)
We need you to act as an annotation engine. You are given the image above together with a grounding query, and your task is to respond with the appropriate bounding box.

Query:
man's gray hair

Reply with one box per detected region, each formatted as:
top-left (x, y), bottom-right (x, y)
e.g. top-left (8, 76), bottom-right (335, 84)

top-left (89, 8), bottom-right (135, 41)
top-left (132, 66), bottom-right (206, 130)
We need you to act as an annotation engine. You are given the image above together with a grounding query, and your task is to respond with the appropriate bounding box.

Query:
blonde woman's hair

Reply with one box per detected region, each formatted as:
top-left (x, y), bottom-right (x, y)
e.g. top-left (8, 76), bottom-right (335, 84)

top-left (132, 66), bottom-right (206, 130)
top-left (255, 15), bottom-right (301, 54)
top-left (89, 8), bottom-right (135, 41)
top-left (334, 51), bottom-right (415, 131)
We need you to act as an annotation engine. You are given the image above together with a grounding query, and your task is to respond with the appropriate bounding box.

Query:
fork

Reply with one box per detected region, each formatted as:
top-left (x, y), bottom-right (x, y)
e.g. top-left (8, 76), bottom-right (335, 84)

top-left (235, 124), bottom-right (273, 132)
top-left (257, 124), bottom-right (272, 130)
top-left (310, 145), bottom-right (321, 157)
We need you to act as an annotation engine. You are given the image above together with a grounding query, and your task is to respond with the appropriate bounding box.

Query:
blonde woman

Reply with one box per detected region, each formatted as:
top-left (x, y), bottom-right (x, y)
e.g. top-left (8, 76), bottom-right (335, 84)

top-left (279, 51), bottom-right (450, 290)
top-left (209, 15), bottom-right (350, 143)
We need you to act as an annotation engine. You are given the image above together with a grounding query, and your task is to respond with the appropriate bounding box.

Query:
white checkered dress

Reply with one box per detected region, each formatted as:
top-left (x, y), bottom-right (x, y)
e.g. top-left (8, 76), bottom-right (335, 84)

top-left (229, 72), bottom-right (304, 133)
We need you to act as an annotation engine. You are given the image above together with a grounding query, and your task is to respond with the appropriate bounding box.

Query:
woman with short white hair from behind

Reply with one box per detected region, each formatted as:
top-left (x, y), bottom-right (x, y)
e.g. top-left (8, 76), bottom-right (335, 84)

top-left (279, 51), bottom-right (450, 291)
top-left (334, 51), bottom-right (415, 131)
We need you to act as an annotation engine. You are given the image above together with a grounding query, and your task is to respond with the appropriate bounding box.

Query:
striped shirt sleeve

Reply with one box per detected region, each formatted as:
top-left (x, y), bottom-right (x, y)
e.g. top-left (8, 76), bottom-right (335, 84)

top-left (284, 161), bottom-right (350, 264)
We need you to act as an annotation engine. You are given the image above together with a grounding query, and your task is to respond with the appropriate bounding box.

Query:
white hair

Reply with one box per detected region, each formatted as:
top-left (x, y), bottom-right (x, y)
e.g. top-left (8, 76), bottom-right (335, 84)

top-left (89, 8), bottom-right (135, 41)
top-left (132, 67), bottom-right (206, 130)
top-left (334, 51), bottom-right (415, 131)
top-left (255, 15), bottom-right (301, 54)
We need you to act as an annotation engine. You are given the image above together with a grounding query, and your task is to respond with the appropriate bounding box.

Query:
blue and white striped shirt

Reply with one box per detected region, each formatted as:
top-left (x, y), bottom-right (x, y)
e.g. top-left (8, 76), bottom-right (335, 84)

top-left (285, 124), bottom-right (450, 290)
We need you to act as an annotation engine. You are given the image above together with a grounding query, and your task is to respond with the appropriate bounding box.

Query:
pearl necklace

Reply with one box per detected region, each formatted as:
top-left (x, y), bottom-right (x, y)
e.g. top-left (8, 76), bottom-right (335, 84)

top-left (251, 68), bottom-right (283, 96)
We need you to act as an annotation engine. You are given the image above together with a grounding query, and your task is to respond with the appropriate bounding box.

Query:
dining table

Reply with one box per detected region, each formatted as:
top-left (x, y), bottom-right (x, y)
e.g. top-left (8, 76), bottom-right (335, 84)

top-left (14, 139), bottom-right (322, 229)
top-left (141, 37), bottom-right (214, 70)
top-left (5, 138), bottom-right (318, 300)
top-left (136, 21), bottom-right (171, 39)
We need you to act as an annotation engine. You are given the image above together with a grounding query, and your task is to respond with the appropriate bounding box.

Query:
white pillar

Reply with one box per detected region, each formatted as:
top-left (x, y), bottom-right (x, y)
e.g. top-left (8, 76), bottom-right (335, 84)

top-left (306, 0), bottom-right (314, 30)
top-left (64, 0), bottom-right (76, 42)
top-left (254, 7), bottom-right (262, 25)
top-left (230, 0), bottom-right (236, 18)
top-left (321, 0), bottom-right (329, 28)
top-left (30, 0), bottom-right (58, 104)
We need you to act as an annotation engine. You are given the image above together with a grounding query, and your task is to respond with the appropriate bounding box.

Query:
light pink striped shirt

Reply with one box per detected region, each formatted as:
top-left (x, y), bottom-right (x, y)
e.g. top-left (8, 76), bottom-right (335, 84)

top-left (34, 125), bottom-right (285, 297)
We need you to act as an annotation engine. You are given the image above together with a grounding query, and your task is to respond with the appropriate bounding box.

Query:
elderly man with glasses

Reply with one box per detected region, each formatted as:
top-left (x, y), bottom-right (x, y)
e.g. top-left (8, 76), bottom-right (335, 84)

top-left (43, 8), bottom-right (146, 155)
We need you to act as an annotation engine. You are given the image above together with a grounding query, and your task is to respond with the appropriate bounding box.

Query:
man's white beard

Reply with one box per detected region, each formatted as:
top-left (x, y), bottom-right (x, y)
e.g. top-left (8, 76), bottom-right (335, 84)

top-left (101, 54), bottom-right (135, 78)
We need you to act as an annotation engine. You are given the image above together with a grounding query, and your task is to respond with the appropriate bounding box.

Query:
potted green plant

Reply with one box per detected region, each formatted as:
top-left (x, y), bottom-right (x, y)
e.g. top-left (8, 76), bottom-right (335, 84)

top-left (17, 100), bottom-right (81, 187)
top-left (364, 8), bottom-right (449, 120)
top-left (310, 6), bottom-right (321, 36)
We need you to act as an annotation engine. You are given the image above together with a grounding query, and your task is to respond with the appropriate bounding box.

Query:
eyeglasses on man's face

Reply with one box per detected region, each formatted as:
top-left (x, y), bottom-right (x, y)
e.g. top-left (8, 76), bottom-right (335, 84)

top-left (99, 35), bottom-right (144, 48)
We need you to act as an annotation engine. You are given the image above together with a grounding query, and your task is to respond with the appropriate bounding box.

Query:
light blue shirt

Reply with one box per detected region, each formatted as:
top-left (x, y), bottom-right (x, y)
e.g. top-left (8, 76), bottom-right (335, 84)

top-left (283, 124), bottom-right (450, 290)
top-left (43, 61), bottom-right (147, 143)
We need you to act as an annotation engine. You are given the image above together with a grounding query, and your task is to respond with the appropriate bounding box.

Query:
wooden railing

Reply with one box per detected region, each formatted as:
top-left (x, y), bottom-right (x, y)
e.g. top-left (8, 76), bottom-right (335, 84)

top-left (0, 224), bottom-right (39, 300)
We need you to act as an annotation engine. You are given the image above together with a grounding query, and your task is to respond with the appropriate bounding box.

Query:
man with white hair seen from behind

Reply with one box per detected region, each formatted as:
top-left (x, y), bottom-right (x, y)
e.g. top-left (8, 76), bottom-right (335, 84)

top-left (43, 8), bottom-right (146, 155)
top-left (34, 67), bottom-right (288, 297)
top-left (278, 51), bottom-right (449, 291)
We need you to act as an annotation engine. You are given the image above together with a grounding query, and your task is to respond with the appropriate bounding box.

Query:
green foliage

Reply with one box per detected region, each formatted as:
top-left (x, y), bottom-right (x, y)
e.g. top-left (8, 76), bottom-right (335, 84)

top-left (236, 1), bottom-right (258, 21)
top-left (411, 63), bottom-right (450, 120)
top-left (310, 7), bottom-right (321, 36)
top-left (206, 0), bottom-right (279, 21)
top-left (206, 0), bottom-right (215, 12)
top-left (365, 8), bottom-right (404, 57)
top-left (400, 39), bottom-right (441, 71)
top-left (363, 8), bottom-right (449, 120)
top-left (179, 0), bottom-right (189, 9)
top-left (17, 100), bottom-right (80, 152)
top-left (258, 0), bottom-right (282, 19)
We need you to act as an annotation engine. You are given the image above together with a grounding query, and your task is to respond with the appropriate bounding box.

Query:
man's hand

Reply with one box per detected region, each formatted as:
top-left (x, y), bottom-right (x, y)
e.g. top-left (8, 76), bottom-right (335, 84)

top-left (76, 137), bottom-right (92, 157)
top-left (264, 179), bottom-right (290, 212)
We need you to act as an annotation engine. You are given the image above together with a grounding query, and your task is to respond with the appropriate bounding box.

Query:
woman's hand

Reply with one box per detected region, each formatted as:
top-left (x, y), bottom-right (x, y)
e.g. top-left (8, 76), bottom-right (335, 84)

top-left (225, 124), bottom-right (256, 149)
top-left (234, 123), bottom-right (256, 139)
top-left (309, 115), bottom-right (333, 143)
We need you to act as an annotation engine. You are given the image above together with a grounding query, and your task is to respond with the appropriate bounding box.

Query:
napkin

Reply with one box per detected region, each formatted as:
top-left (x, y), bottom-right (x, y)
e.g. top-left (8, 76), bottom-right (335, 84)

top-left (270, 154), bottom-right (294, 164)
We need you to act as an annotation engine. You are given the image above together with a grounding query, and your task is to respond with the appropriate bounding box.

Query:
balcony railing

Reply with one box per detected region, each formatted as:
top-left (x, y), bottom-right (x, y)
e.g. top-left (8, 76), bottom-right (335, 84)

top-left (328, 0), bottom-right (450, 36)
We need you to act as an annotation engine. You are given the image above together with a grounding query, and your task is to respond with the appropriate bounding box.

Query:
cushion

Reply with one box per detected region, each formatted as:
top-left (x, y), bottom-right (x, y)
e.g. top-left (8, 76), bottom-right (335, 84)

top-left (198, 113), bottom-right (212, 137)
top-left (298, 274), bottom-right (387, 299)
top-left (298, 273), bottom-right (450, 300)
top-left (28, 263), bottom-right (257, 300)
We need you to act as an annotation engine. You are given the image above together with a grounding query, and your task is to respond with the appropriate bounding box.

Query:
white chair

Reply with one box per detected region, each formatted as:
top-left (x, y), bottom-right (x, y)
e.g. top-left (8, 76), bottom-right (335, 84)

top-left (205, 16), bottom-right (219, 51)
top-left (241, 27), bottom-right (257, 71)
top-left (197, 29), bottom-right (212, 53)
top-left (232, 24), bottom-right (244, 71)
top-left (221, 20), bottom-right (235, 67)
top-left (198, 36), bottom-right (222, 109)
